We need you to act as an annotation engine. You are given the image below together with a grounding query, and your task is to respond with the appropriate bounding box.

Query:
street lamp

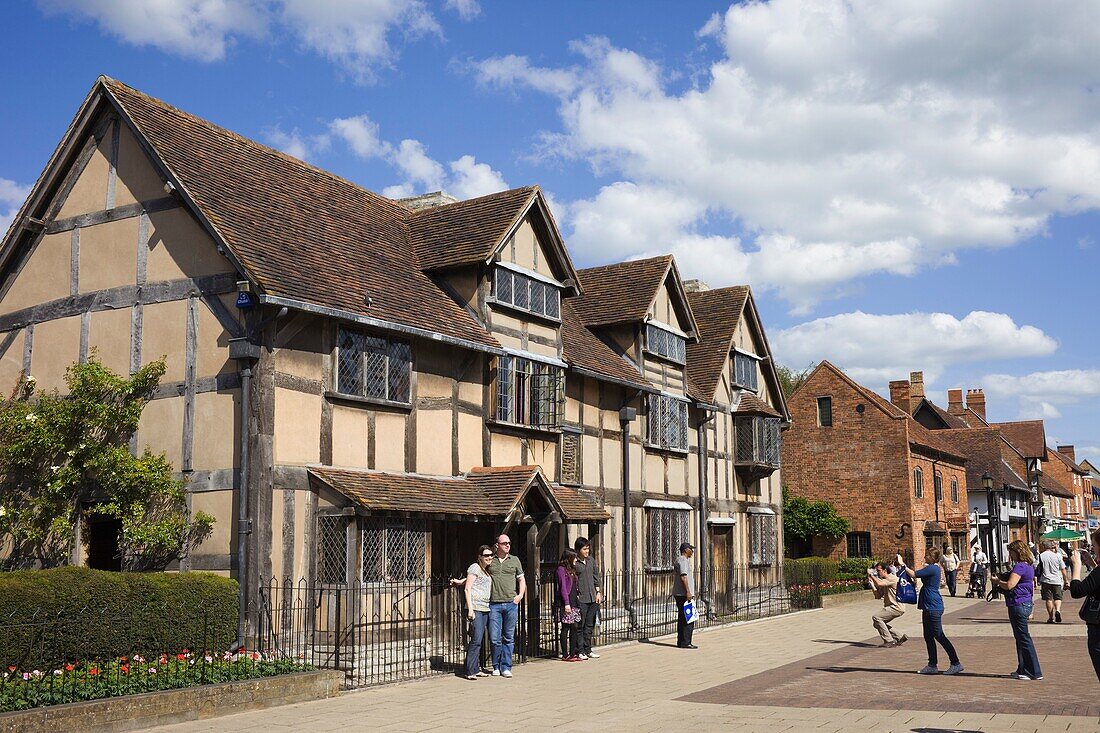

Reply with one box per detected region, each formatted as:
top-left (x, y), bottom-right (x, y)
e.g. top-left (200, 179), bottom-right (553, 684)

top-left (981, 473), bottom-right (1001, 572)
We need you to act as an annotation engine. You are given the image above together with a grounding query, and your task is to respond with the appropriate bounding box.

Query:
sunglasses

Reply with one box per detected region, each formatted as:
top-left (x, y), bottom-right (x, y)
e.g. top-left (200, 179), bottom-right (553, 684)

top-left (498, 541), bottom-right (511, 545)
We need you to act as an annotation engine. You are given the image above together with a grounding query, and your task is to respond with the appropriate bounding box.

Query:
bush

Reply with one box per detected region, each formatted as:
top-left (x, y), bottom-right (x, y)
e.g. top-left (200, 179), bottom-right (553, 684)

top-left (0, 568), bottom-right (237, 669)
top-left (837, 557), bottom-right (874, 581)
top-left (783, 556), bottom-right (839, 584)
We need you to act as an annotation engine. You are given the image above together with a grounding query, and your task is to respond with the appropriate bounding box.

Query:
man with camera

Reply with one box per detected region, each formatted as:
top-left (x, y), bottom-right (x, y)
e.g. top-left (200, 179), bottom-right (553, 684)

top-left (868, 561), bottom-right (908, 647)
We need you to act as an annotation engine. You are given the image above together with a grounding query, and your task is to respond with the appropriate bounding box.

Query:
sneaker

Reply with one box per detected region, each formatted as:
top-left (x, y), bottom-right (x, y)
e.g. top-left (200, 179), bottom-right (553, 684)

top-left (1055, 611), bottom-right (1062, 623)
top-left (1033, 675), bottom-right (1044, 680)
top-left (881, 641), bottom-right (897, 648)
top-left (466, 675), bottom-right (478, 680)
top-left (501, 670), bottom-right (513, 678)
top-left (563, 656), bottom-right (581, 662)
top-left (917, 665), bottom-right (940, 675)
top-left (897, 634), bottom-right (908, 646)
top-left (491, 669), bottom-right (500, 677)
top-left (944, 664), bottom-right (964, 675)
top-left (1046, 619), bottom-right (1055, 624)
top-left (577, 653), bottom-right (588, 660)
top-left (1014, 673), bottom-right (1033, 680)
top-left (587, 651), bottom-right (600, 659)
top-left (476, 671), bottom-right (490, 677)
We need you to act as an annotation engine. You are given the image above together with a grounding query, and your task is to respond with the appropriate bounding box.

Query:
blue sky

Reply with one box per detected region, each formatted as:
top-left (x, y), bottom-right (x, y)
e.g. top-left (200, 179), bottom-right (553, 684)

top-left (2, 1), bottom-right (1098, 458)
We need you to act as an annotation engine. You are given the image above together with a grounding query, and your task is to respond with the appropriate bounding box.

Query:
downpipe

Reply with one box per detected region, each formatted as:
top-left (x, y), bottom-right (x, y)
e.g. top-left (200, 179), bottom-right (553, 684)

top-left (619, 405), bottom-right (639, 631)
top-left (697, 408), bottom-right (715, 619)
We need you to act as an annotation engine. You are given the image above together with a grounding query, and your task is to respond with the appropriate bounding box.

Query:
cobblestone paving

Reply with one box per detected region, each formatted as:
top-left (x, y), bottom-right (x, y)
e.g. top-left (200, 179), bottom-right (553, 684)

top-left (150, 593), bottom-right (1100, 733)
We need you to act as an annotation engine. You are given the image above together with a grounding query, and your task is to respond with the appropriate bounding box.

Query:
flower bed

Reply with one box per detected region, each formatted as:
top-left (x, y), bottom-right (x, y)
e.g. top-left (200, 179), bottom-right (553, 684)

top-left (787, 578), bottom-right (867, 609)
top-left (1, 649), bottom-right (312, 712)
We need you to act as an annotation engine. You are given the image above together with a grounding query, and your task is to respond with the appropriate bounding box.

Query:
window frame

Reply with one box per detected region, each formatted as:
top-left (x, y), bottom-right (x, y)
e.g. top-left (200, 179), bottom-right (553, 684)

top-left (646, 392), bottom-right (690, 452)
top-left (817, 396), bottom-right (833, 427)
top-left (645, 507), bottom-right (690, 570)
top-left (493, 354), bottom-right (564, 431)
top-left (316, 515), bottom-right (349, 585)
top-left (914, 467), bottom-right (924, 499)
top-left (748, 512), bottom-right (777, 567)
top-left (934, 472), bottom-right (943, 502)
top-left (644, 322), bottom-right (687, 365)
top-left (950, 477), bottom-right (959, 504)
top-left (846, 531), bottom-right (872, 559)
top-left (731, 350), bottom-right (760, 392)
top-left (491, 266), bottom-right (562, 322)
top-left (335, 326), bottom-right (412, 406)
top-left (734, 415), bottom-right (782, 467)
top-left (361, 517), bottom-right (428, 583)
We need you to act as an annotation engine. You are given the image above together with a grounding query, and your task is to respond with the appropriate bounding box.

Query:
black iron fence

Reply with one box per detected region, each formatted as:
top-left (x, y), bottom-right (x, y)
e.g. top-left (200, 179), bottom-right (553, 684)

top-left (255, 562), bottom-right (831, 689)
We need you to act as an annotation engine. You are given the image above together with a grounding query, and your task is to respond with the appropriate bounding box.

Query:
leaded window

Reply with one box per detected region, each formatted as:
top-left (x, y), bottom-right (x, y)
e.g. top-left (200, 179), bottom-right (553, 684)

top-left (646, 393), bottom-right (689, 451)
top-left (951, 477), bottom-right (959, 503)
top-left (362, 517), bottom-right (428, 582)
top-left (493, 267), bottom-right (561, 320)
top-left (934, 473), bottom-right (943, 502)
top-left (644, 324), bottom-right (686, 364)
top-left (646, 508), bottom-right (689, 569)
top-left (817, 396), bottom-right (833, 427)
top-left (846, 531), bottom-right (872, 559)
top-left (337, 327), bottom-right (411, 403)
top-left (749, 513), bottom-right (777, 566)
top-left (914, 468), bottom-right (924, 499)
top-left (734, 416), bottom-right (781, 466)
top-left (494, 355), bottom-right (564, 429)
top-left (317, 515), bottom-right (348, 584)
top-left (732, 351), bottom-right (759, 392)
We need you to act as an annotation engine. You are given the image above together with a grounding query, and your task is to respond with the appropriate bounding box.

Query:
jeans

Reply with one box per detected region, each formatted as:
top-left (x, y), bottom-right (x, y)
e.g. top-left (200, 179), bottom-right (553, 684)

top-left (945, 569), bottom-right (958, 597)
top-left (578, 602), bottom-right (599, 654)
top-left (1088, 624), bottom-right (1100, 683)
top-left (922, 610), bottom-right (959, 667)
top-left (464, 610), bottom-right (489, 677)
top-left (1008, 602), bottom-right (1042, 678)
top-left (675, 596), bottom-right (694, 647)
top-left (488, 601), bottom-right (518, 672)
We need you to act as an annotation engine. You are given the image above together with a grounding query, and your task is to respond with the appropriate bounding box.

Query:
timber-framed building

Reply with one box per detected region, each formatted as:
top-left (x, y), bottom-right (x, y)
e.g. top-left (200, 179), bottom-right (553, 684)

top-left (0, 78), bottom-right (790, 632)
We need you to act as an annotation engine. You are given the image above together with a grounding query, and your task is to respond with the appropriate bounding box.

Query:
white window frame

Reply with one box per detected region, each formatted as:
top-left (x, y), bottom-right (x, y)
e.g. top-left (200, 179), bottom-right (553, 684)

top-left (644, 322), bottom-right (686, 364)
top-left (492, 266), bottom-right (562, 321)
top-left (732, 348), bottom-right (760, 392)
top-left (361, 517), bottom-right (428, 583)
top-left (646, 392), bottom-right (689, 451)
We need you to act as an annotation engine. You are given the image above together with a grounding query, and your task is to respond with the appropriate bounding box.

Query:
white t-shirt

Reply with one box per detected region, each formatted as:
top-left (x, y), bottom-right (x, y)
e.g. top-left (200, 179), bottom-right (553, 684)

top-left (1037, 550), bottom-right (1066, 585)
top-left (466, 563), bottom-right (492, 612)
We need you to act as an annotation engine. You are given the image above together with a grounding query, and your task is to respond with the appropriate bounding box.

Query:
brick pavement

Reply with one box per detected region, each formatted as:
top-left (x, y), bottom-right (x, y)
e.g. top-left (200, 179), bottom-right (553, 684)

top-left (148, 594), bottom-right (1100, 733)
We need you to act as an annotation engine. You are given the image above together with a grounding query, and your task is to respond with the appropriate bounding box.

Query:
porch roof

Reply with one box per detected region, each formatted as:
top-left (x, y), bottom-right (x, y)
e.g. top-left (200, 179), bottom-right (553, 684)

top-left (308, 465), bottom-right (609, 522)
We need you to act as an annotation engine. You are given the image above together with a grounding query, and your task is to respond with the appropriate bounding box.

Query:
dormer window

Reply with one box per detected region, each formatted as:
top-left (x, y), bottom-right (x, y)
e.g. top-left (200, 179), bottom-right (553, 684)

top-left (644, 323), bottom-right (686, 364)
top-left (732, 350), bottom-right (759, 392)
top-left (493, 265), bottom-right (561, 320)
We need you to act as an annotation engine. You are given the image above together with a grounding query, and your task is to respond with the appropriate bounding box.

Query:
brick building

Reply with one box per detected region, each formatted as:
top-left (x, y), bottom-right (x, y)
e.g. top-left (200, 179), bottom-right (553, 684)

top-left (782, 362), bottom-right (969, 567)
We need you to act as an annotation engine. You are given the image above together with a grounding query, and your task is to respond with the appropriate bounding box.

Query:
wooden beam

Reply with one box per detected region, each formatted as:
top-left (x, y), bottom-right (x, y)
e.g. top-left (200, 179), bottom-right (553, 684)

top-left (182, 296), bottom-right (198, 472)
top-left (150, 372), bottom-right (241, 400)
top-left (105, 119), bottom-right (119, 210)
top-left (22, 323), bottom-right (32, 375)
top-left (79, 311), bottom-right (90, 363)
top-left (319, 324), bottom-right (334, 465)
top-left (136, 212), bottom-right (149, 286)
top-left (367, 411), bottom-right (377, 470)
top-left (404, 361), bottom-right (417, 472)
top-left (273, 371), bottom-right (322, 395)
top-left (281, 489), bottom-right (296, 583)
top-left (0, 272), bottom-right (238, 332)
top-left (274, 310), bottom-right (312, 348)
top-left (46, 197), bottom-right (179, 235)
top-left (201, 291), bottom-right (243, 339)
top-left (70, 228), bottom-right (79, 296)
top-left (129, 302), bottom-right (143, 374)
top-left (0, 329), bottom-right (19, 361)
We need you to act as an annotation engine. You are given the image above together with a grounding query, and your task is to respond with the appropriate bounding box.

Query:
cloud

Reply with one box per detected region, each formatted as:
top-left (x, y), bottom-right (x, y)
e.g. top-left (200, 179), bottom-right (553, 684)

top-left (329, 115), bottom-right (388, 159)
top-left (772, 310), bottom-right (1058, 386)
top-left (262, 126), bottom-right (330, 161)
top-left (444, 0), bottom-right (479, 21)
top-left (471, 1), bottom-right (1100, 310)
top-left (39, 0), bottom-right (442, 81)
top-left (0, 178), bottom-right (31, 236)
top-left (448, 155), bottom-right (508, 200)
top-left (982, 369), bottom-right (1100, 419)
top-left (37, 0), bottom-right (268, 62)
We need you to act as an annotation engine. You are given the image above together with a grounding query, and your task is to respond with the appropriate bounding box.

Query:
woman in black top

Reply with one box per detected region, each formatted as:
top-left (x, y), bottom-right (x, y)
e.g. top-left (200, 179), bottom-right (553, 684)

top-left (1069, 527), bottom-right (1100, 682)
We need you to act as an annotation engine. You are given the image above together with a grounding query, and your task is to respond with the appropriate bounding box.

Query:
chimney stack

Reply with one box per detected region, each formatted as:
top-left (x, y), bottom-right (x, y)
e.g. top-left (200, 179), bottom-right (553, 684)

top-left (396, 191), bottom-right (458, 211)
top-left (947, 388), bottom-right (964, 416)
top-left (966, 389), bottom-right (986, 422)
top-left (1058, 445), bottom-right (1076, 462)
top-left (683, 279), bottom-right (710, 293)
top-left (889, 380), bottom-right (911, 415)
top-left (909, 371), bottom-right (925, 402)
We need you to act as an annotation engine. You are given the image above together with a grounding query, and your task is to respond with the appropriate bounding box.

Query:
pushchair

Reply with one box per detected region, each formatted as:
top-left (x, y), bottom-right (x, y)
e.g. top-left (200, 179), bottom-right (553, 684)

top-left (965, 567), bottom-right (986, 598)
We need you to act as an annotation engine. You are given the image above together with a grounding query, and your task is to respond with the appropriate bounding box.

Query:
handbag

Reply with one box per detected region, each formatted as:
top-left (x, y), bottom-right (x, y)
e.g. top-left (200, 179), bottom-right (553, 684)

top-left (1080, 595), bottom-right (1100, 625)
top-left (562, 607), bottom-right (582, 624)
top-left (896, 571), bottom-right (917, 604)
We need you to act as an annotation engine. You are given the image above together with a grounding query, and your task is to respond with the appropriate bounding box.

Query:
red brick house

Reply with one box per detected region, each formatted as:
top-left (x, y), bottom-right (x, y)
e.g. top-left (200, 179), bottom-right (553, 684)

top-left (782, 361), bottom-right (970, 566)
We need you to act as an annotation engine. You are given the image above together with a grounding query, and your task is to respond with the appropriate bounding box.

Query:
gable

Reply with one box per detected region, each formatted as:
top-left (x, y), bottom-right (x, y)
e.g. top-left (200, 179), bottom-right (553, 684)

top-left (495, 214), bottom-right (562, 281)
top-left (647, 275), bottom-right (692, 334)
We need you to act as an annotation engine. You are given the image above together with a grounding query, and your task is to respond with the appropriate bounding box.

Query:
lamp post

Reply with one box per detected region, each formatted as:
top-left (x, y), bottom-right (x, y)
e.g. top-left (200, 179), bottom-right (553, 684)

top-left (981, 472), bottom-right (1000, 572)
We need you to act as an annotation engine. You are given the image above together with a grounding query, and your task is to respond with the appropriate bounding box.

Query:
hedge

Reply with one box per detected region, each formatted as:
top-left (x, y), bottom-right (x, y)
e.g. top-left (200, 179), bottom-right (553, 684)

top-left (0, 568), bottom-right (238, 670)
top-left (785, 556), bottom-right (875, 583)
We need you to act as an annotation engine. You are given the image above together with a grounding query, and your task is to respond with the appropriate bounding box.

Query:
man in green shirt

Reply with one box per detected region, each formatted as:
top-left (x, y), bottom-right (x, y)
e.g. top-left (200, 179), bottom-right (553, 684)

top-left (486, 534), bottom-right (526, 677)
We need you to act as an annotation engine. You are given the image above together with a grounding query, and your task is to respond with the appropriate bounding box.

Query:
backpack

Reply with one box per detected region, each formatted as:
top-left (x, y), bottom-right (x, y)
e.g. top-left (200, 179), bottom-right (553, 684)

top-left (896, 571), bottom-right (917, 604)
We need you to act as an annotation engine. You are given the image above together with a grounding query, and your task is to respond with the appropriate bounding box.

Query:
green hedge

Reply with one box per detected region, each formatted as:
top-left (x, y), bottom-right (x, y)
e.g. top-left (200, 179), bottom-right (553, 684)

top-left (837, 557), bottom-right (874, 580)
top-left (785, 556), bottom-right (875, 583)
top-left (0, 568), bottom-right (238, 669)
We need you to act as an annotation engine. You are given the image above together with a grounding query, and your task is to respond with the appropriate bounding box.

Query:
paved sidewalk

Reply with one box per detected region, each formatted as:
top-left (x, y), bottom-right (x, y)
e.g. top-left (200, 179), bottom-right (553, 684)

top-left (150, 594), bottom-right (1100, 733)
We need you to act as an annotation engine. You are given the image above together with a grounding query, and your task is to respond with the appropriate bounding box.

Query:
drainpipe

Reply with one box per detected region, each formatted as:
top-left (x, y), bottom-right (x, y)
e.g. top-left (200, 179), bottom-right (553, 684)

top-left (619, 404), bottom-right (639, 631)
top-left (235, 363), bottom-right (252, 648)
top-left (697, 408), bottom-right (715, 618)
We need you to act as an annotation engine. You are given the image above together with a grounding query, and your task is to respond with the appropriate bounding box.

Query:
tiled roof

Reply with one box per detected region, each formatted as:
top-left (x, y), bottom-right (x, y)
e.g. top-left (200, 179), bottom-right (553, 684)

top-left (103, 78), bottom-right (500, 350)
top-left (685, 286), bottom-right (748, 403)
top-left (916, 399), bottom-right (970, 429)
top-left (560, 300), bottom-right (648, 389)
top-left (572, 256), bottom-right (673, 327)
top-left (309, 465), bottom-right (608, 521)
top-left (1039, 471), bottom-right (1075, 499)
top-left (734, 392), bottom-right (782, 418)
top-left (408, 186), bottom-right (537, 271)
top-left (940, 428), bottom-right (1027, 491)
top-left (990, 420), bottom-right (1046, 458)
top-left (1048, 447), bottom-right (1087, 475)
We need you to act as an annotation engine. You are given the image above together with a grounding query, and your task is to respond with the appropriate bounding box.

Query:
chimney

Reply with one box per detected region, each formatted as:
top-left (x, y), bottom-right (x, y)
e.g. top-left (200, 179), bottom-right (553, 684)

top-left (889, 380), bottom-right (911, 414)
top-left (909, 371), bottom-right (925, 402)
top-left (683, 279), bottom-right (710, 293)
top-left (1058, 445), bottom-right (1076, 462)
top-left (947, 388), bottom-right (964, 416)
top-left (966, 389), bottom-right (986, 422)
top-left (396, 191), bottom-right (459, 211)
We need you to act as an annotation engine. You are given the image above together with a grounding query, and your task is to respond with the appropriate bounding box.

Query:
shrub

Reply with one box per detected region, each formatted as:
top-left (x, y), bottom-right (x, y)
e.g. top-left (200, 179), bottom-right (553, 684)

top-left (783, 556), bottom-right (839, 584)
top-left (837, 557), bottom-right (874, 581)
top-left (0, 568), bottom-right (237, 669)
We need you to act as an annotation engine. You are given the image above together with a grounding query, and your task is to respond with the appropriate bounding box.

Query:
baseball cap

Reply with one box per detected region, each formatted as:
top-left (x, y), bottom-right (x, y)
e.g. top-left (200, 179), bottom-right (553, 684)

top-left (679, 542), bottom-right (694, 552)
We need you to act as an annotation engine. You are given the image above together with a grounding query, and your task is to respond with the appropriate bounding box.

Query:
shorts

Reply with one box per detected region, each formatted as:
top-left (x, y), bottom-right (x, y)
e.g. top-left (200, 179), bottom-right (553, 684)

top-left (1040, 582), bottom-right (1063, 601)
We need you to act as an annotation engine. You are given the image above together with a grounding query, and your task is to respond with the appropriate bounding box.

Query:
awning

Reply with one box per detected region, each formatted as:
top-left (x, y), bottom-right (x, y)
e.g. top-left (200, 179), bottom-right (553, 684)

top-left (643, 499), bottom-right (693, 511)
top-left (745, 506), bottom-right (776, 515)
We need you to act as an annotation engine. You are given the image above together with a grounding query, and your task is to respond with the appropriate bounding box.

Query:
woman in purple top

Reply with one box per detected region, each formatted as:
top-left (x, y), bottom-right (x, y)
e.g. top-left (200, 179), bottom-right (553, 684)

top-left (993, 540), bottom-right (1042, 680)
top-left (555, 549), bottom-right (582, 661)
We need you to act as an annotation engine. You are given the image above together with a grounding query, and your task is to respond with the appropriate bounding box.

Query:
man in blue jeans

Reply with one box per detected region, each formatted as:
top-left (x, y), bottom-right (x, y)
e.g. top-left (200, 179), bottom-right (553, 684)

top-left (487, 534), bottom-right (526, 677)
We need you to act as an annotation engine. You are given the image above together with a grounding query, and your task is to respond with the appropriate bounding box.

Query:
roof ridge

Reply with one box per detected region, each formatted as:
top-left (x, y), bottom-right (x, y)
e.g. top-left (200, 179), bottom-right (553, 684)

top-left (578, 253), bottom-right (673, 275)
top-left (407, 185), bottom-right (538, 217)
top-left (102, 77), bottom-right (409, 221)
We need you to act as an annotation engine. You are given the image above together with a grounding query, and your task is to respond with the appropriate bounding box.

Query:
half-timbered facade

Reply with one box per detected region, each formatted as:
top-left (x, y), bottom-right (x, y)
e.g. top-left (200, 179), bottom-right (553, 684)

top-left (0, 78), bottom-right (790, 631)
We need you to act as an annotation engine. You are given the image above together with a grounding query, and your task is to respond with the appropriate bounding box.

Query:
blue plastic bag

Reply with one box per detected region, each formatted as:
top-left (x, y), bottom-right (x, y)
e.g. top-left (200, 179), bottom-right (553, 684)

top-left (683, 599), bottom-right (699, 624)
top-left (896, 571), bottom-right (917, 604)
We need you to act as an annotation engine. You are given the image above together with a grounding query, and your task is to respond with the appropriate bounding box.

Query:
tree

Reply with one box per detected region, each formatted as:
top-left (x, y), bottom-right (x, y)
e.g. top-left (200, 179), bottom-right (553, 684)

top-left (0, 356), bottom-right (213, 571)
top-left (777, 363), bottom-right (813, 400)
top-left (782, 488), bottom-right (849, 557)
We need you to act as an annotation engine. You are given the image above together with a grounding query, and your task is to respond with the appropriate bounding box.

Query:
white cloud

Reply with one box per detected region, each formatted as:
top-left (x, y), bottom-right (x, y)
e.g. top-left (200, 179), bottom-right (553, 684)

top-left (448, 155), bottom-right (508, 200)
top-left (39, 0), bottom-right (441, 81)
top-left (772, 310), bottom-right (1058, 386)
top-left (262, 126), bottom-right (330, 161)
top-left (329, 115), bottom-right (388, 159)
top-left (982, 369), bottom-right (1100, 419)
top-left (37, 0), bottom-right (268, 62)
top-left (444, 0), bottom-right (479, 21)
top-left (472, 1), bottom-right (1100, 310)
top-left (389, 139), bottom-right (446, 191)
top-left (0, 178), bottom-right (31, 236)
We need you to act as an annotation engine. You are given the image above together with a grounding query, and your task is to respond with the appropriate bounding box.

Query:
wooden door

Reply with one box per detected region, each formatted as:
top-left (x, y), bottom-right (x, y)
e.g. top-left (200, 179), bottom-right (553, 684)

top-left (709, 525), bottom-right (735, 615)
